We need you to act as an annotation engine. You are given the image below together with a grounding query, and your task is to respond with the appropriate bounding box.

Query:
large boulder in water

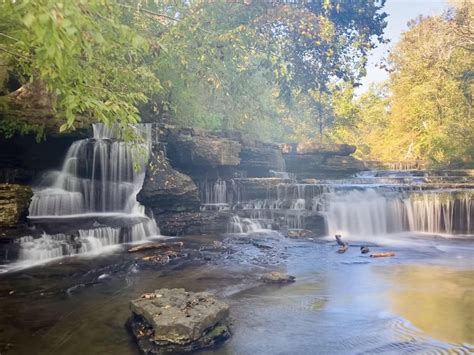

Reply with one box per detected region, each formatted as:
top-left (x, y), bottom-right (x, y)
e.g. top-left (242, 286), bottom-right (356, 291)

top-left (137, 149), bottom-right (200, 214)
top-left (127, 288), bottom-right (231, 353)
top-left (0, 184), bottom-right (33, 227)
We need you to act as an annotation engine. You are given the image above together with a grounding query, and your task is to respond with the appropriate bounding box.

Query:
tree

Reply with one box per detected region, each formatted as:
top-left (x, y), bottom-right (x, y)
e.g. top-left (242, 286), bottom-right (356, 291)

top-left (0, 0), bottom-right (161, 139)
top-left (0, 0), bottom-right (389, 144)
top-left (386, 6), bottom-right (473, 165)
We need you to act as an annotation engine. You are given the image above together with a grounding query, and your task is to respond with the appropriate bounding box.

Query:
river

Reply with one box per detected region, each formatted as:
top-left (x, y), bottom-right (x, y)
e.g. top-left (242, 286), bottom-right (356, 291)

top-left (0, 124), bottom-right (472, 354)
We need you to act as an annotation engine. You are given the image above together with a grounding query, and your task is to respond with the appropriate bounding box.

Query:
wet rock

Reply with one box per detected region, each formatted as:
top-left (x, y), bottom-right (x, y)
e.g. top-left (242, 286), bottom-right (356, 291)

top-left (286, 229), bottom-right (314, 239)
top-left (137, 148), bottom-right (200, 214)
top-left (128, 288), bottom-right (231, 354)
top-left (261, 271), bottom-right (296, 284)
top-left (337, 245), bottom-right (349, 254)
top-left (0, 184), bottom-right (33, 227)
top-left (155, 211), bottom-right (231, 236)
top-left (128, 241), bottom-right (184, 253)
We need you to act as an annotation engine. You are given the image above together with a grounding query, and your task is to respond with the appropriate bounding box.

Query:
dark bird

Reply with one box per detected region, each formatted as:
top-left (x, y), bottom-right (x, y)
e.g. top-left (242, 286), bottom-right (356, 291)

top-left (360, 246), bottom-right (370, 254)
top-left (335, 234), bottom-right (346, 246)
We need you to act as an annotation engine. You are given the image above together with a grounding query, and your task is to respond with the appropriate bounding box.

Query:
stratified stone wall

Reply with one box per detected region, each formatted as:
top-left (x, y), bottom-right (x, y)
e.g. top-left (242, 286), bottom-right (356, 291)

top-left (0, 184), bottom-right (33, 227)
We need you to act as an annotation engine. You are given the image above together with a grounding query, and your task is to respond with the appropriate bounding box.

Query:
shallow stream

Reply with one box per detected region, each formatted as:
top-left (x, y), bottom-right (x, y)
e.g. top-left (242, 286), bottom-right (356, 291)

top-left (0, 232), bottom-right (472, 354)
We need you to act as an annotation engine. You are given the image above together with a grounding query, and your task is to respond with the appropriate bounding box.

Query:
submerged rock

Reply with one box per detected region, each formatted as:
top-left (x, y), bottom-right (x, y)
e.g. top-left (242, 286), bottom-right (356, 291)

top-left (127, 288), bottom-right (231, 353)
top-left (0, 184), bottom-right (33, 227)
top-left (261, 271), bottom-right (296, 284)
top-left (286, 229), bottom-right (314, 239)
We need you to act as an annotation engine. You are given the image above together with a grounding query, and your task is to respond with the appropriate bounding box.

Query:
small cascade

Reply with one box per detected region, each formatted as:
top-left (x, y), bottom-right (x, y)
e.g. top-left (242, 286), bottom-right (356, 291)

top-left (291, 198), bottom-right (306, 210)
top-left (200, 179), bottom-right (231, 211)
top-left (18, 234), bottom-right (75, 261)
top-left (227, 216), bottom-right (263, 234)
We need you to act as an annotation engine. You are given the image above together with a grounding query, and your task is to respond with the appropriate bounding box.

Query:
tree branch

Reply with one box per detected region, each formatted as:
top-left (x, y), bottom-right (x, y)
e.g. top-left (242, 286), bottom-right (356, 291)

top-left (0, 45), bottom-right (30, 60)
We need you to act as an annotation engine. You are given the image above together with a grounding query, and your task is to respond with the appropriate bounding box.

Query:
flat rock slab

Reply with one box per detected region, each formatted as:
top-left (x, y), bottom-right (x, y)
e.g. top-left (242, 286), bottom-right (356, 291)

top-left (261, 272), bottom-right (296, 284)
top-left (129, 288), bottom-right (230, 350)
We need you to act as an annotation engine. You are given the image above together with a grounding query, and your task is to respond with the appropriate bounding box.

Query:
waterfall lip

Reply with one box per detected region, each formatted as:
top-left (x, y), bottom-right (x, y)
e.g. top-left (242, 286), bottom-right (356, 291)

top-left (28, 212), bottom-right (148, 219)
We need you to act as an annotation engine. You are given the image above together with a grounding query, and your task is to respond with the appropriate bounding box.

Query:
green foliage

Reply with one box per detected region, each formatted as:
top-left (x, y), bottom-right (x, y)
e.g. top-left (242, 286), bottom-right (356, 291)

top-left (0, 0), bottom-right (388, 144)
top-left (326, 2), bottom-right (473, 167)
top-left (0, 0), bottom-right (161, 137)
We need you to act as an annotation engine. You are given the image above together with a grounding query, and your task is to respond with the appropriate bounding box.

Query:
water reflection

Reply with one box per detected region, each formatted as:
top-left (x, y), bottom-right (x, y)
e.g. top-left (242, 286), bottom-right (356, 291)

top-left (386, 265), bottom-right (474, 345)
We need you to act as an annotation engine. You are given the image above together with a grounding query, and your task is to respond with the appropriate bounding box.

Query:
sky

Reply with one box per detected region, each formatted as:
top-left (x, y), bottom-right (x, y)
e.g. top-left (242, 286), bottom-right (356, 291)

top-left (358, 0), bottom-right (450, 92)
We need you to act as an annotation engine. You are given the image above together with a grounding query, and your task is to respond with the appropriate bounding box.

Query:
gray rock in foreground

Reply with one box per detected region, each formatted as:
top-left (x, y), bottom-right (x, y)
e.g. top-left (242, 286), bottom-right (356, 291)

top-left (128, 288), bottom-right (230, 354)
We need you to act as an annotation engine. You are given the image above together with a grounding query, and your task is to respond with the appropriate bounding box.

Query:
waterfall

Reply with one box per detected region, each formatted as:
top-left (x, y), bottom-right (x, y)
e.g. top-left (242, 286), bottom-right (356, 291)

top-left (17, 123), bottom-right (161, 265)
top-left (324, 189), bottom-right (406, 236)
top-left (404, 191), bottom-right (473, 234)
top-left (29, 124), bottom-right (152, 216)
top-left (323, 189), bottom-right (473, 237)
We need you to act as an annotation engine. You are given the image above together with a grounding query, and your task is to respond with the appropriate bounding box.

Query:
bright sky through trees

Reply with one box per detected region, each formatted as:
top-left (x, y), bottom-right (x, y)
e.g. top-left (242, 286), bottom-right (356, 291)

top-left (359, 0), bottom-right (448, 92)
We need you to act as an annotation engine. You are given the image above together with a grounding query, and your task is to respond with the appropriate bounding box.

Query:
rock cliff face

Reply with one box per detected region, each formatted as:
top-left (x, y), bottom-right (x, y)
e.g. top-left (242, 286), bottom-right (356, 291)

top-left (164, 128), bottom-right (241, 174)
top-left (0, 184), bottom-right (33, 227)
top-left (137, 146), bottom-right (200, 215)
top-left (239, 146), bottom-right (286, 177)
top-left (282, 142), bottom-right (365, 179)
top-left (162, 127), bottom-right (285, 179)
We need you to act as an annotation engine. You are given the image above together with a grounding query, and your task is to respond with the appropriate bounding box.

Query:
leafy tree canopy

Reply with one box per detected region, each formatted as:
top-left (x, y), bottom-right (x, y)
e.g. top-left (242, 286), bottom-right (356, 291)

top-left (0, 0), bottom-right (387, 142)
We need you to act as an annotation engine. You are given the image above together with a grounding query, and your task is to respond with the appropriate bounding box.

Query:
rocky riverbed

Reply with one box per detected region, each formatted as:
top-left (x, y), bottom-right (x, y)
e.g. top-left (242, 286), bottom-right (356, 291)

top-left (0, 230), bottom-right (472, 354)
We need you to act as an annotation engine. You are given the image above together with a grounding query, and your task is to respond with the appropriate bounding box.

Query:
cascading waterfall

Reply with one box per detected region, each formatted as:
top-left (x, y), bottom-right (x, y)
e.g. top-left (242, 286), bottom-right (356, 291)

top-left (323, 189), bottom-right (407, 236)
top-left (323, 189), bottom-right (473, 236)
top-left (404, 191), bottom-right (473, 234)
top-left (222, 170), bottom-right (473, 237)
top-left (29, 124), bottom-right (151, 216)
top-left (17, 123), bottom-right (160, 264)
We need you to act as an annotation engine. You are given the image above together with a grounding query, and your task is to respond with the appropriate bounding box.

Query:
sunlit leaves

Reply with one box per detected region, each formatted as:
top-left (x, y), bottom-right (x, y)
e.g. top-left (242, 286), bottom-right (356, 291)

top-left (0, 0), bottom-right (162, 137)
